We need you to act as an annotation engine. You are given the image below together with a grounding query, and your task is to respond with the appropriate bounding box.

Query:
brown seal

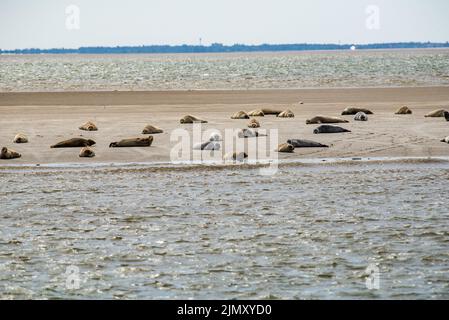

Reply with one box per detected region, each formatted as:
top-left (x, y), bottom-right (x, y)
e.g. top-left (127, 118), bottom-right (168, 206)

top-left (341, 107), bottom-right (374, 115)
top-left (276, 143), bottom-right (295, 153)
top-left (277, 110), bottom-right (295, 118)
top-left (79, 147), bottom-right (95, 158)
top-left (306, 116), bottom-right (349, 124)
top-left (425, 109), bottom-right (448, 117)
top-left (142, 125), bottom-right (163, 134)
top-left (0, 147), bottom-right (21, 160)
top-left (51, 138), bottom-right (96, 148)
top-left (231, 111), bottom-right (250, 119)
top-left (79, 121), bottom-right (98, 131)
top-left (395, 106), bottom-right (413, 115)
top-left (109, 137), bottom-right (153, 148)
top-left (180, 115), bottom-right (208, 123)
top-left (13, 133), bottom-right (28, 143)
top-left (247, 109), bottom-right (265, 117)
top-left (247, 118), bottom-right (260, 128)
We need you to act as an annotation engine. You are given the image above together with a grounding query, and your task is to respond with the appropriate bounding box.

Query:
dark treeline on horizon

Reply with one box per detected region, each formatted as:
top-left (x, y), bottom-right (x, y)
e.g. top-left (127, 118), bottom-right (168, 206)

top-left (1, 42), bottom-right (449, 54)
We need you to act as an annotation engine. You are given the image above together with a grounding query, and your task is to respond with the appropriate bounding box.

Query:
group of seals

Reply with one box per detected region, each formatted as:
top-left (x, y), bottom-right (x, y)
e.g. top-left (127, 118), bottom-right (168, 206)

top-left (306, 116), bottom-right (349, 124)
top-left (0, 147), bottom-right (21, 160)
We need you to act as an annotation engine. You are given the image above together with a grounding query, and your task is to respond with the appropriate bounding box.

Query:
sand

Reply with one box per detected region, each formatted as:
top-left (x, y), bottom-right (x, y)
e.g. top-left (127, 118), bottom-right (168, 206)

top-left (1, 86), bottom-right (449, 165)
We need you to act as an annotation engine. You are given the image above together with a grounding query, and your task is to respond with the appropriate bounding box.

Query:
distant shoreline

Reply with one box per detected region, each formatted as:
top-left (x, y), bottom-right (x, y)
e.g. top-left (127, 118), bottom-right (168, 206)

top-left (2, 42), bottom-right (449, 55)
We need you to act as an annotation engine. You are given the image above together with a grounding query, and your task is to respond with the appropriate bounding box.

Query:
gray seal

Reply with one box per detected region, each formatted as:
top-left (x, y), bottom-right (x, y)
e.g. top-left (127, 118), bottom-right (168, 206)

top-left (313, 125), bottom-right (351, 134)
top-left (287, 139), bottom-right (329, 148)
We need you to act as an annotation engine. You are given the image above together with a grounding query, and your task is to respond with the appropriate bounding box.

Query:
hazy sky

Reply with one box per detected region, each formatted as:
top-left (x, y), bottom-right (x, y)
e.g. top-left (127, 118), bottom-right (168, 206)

top-left (1, 0), bottom-right (449, 49)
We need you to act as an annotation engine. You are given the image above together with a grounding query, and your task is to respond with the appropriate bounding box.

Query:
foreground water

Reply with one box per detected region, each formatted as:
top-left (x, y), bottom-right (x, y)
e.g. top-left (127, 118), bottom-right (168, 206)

top-left (0, 160), bottom-right (448, 299)
top-left (1, 49), bottom-right (449, 91)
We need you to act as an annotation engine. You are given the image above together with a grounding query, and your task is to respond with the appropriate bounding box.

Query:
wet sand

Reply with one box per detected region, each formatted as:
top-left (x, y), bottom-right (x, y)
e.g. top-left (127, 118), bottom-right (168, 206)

top-left (1, 86), bottom-right (449, 165)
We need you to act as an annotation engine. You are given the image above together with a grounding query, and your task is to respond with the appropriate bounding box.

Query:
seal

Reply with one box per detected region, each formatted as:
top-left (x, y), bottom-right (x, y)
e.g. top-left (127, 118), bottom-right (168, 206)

top-left (306, 116), bottom-right (349, 124)
top-left (261, 108), bottom-right (282, 116)
top-left (444, 111), bottom-right (449, 121)
top-left (341, 107), bottom-right (374, 115)
top-left (395, 106), bottom-right (413, 115)
top-left (51, 138), bottom-right (96, 148)
top-left (223, 152), bottom-right (248, 161)
top-left (287, 139), bottom-right (329, 148)
top-left (313, 125), bottom-right (351, 134)
top-left (247, 118), bottom-right (260, 128)
top-left (247, 109), bottom-right (265, 117)
top-left (180, 115), bottom-right (208, 124)
top-left (193, 141), bottom-right (220, 150)
top-left (277, 110), bottom-right (295, 118)
top-left (109, 137), bottom-right (153, 148)
top-left (231, 111), bottom-right (250, 119)
top-left (209, 133), bottom-right (222, 141)
top-left (276, 143), bottom-right (295, 153)
top-left (425, 109), bottom-right (448, 118)
top-left (79, 147), bottom-right (95, 158)
top-left (0, 147), bottom-right (21, 160)
top-left (354, 112), bottom-right (368, 121)
top-left (441, 136), bottom-right (449, 144)
top-left (13, 133), bottom-right (28, 143)
top-left (238, 129), bottom-right (267, 138)
top-left (142, 125), bottom-right (163, 134)
top-left (79, 121), bottom-right (98, 131)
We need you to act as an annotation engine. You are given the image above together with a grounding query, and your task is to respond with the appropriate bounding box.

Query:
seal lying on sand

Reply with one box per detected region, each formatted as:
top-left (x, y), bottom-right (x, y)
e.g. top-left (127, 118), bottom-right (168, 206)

top-left (287, 139), bottom-right (329, 148)
top-left (193, 141), bottom-right (220, 150)
top-left (395, 106), bottom-right (413, 115)
top-left (51, 138), bottom-right (96, 148)
top-left (248, 109), bottom-right (265, 117)
top-left (109, 137), bottom-right (153, 148)
top-left (444, 111), bottom-right (449, 121)
top-left (13, 133), bottom-right (28, 143)
top-left (79, 147), bottom-right (95, 158)
top-left (441, 136), bottom-right (449, 143)
top-left (0, 147), bottom-right (21, 159)
top-left (341, 107), bottom-right (374, 115)
top-left (231, 111), bottom-right (250, 119)
top-left (276, 143), bottom-right (295, 153)
top-left (79, 121), bottom-right (98, 131)
top-left (277, 110), bottom-right (295, 118)
top-left (313, 125), bottom-right (351, 134)
top-left (142, 125), bottom-right (163, 134)
top-left (238, 129), bottom-right (267, 138)
top-left (180, 115), bottom-right (208, 123)
top-left (354, 112), bottom-right (368, 121)
top-left (261, 108), bottom-right (282, 116)
top-left (224, 152), bottom-right (248, 161)
top-left (248, 118), bottom-right (260, 128)
top-left (425, 109), bottom-right (447, 118)
top-left (306, 116), bottom-right (349, 124)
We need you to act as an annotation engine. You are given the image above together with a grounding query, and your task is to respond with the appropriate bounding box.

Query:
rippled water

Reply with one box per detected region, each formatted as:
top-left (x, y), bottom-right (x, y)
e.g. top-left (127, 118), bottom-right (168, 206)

top-left (1, 160), bottom-right (448, 299)
top-left (1, 50), bottom-right (449, 91)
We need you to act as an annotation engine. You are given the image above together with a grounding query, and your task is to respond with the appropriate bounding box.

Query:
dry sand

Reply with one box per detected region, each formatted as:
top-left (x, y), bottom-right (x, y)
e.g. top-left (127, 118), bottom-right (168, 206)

top-left (1, 86), bottom-right (449, 165)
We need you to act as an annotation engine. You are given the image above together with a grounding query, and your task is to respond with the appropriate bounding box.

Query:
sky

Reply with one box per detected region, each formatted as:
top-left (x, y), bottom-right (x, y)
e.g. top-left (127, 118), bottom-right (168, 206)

top-left (1, 0), bottom-right (449, 50)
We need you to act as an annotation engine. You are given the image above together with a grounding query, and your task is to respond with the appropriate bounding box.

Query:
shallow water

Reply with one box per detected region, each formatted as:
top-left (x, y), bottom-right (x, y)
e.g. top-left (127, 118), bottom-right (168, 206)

top-left (0, 161), bottom-right (448, 299)
top-left (1, 49), bottom-right (449, 91)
